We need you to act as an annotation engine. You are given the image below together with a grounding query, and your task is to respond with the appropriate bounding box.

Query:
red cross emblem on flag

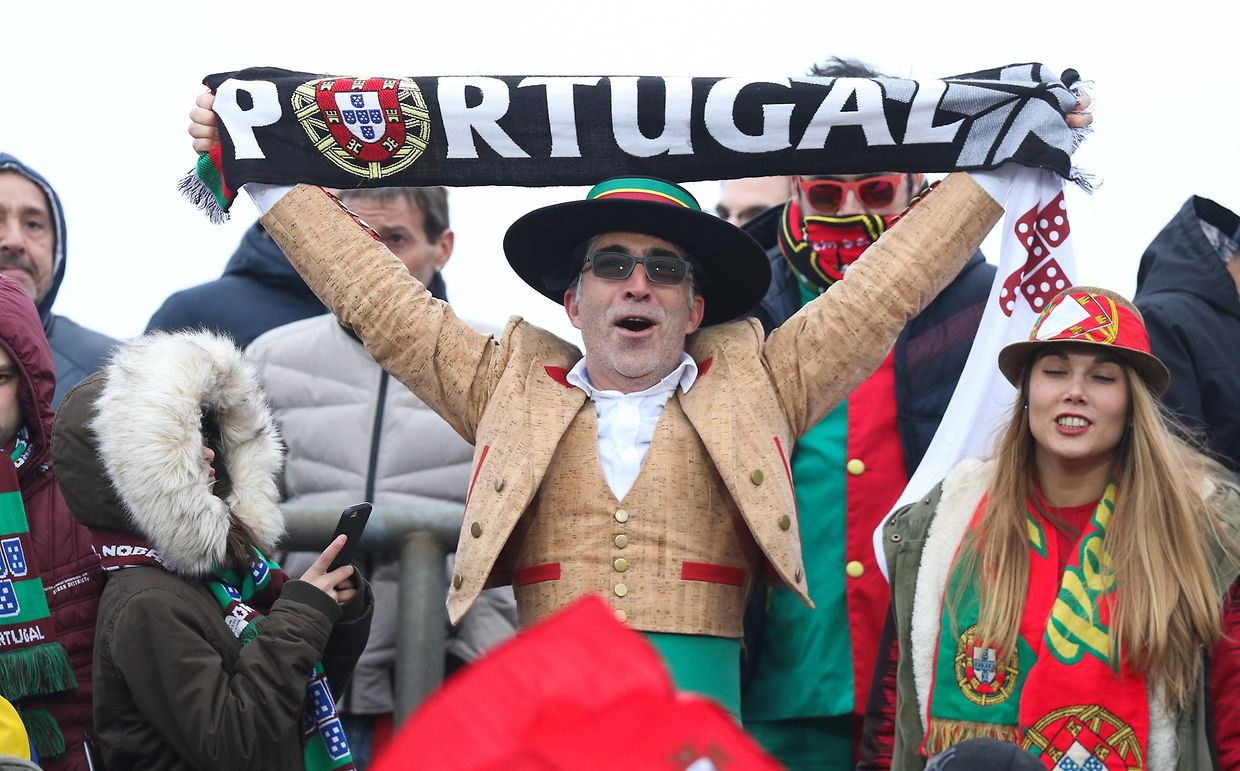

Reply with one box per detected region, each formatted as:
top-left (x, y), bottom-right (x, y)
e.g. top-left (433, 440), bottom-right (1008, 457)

top-left (998, 192), bottom-right (1073, 317)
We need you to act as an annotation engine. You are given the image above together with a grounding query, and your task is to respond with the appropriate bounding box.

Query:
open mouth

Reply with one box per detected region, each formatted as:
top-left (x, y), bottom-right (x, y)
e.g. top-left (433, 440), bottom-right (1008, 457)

top-left (1055, 415), bottom-right (1091, 433)
top-left (616, 316), bottom-right (655, 333)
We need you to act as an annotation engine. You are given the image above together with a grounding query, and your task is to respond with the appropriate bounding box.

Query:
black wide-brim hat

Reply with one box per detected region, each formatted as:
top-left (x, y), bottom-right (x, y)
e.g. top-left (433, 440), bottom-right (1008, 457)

top-left (503, 177), bottom-right (771, 327)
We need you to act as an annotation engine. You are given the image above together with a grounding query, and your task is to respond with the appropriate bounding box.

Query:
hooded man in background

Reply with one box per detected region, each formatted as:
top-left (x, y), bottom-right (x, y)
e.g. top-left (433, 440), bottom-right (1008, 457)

top-left (0, 154), bottom-right (116, 408)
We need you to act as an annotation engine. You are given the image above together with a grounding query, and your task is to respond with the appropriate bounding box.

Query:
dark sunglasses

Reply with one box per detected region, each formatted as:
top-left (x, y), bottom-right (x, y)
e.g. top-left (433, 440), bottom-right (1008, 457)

top-left (800, 174), bottom-right (905, 213)
top-left (583, 251), bottom-right (693, 285)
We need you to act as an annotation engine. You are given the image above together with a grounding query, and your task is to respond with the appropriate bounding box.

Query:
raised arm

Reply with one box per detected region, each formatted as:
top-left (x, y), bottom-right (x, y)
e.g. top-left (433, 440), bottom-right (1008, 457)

top-left (258, 186), bottom-right (505, 442)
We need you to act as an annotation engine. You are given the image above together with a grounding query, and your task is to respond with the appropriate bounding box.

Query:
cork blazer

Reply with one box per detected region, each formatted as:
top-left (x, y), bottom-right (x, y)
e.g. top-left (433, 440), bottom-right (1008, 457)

top-left (259, 175), bottom-right (1003, 629)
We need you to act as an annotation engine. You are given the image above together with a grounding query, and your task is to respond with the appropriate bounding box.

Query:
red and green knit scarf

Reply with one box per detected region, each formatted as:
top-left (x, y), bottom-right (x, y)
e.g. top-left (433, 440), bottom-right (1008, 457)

top-left (0, 428), bottom-right (78, 761)
top-left (207, 550), bottom-right (356, 771)
top-left (922, 482), bottom-right (1151, 770)
top-left (94, 530), bottom-right (356, 771)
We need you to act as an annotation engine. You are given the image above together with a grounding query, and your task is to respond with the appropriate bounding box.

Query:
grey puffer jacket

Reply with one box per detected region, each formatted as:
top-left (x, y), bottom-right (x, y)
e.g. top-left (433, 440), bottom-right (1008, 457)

top-left (247, 314), bottom-right (516, 715)
top-left (52, 332), bottom-right (373, 771)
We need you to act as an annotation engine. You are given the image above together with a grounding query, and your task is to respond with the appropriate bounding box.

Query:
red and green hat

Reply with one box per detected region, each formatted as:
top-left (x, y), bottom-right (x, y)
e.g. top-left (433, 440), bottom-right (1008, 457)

top-left (503, 177), bottom-right (771, 326)
top-left (998, 285), bottom-right (1170, 395)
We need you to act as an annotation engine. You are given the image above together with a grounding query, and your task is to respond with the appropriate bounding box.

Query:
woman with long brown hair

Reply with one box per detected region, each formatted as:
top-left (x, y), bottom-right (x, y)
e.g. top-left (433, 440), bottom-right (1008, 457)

top-left (877, 286), bottom-right (1239, 770)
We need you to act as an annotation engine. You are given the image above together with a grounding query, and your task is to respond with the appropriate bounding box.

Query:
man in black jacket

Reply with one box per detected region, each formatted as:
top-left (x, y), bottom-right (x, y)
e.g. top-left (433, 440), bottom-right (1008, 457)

top-left (145, 219), bottom-right (326, 347)
top-left (1134, 196), bottom-right (1240, 475)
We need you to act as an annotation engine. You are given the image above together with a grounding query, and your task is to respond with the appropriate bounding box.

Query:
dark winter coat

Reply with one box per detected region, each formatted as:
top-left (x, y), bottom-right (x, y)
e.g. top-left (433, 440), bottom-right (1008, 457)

top-left (0, 154), bottom-right (117, 409)
top-left (0, 277), bottom-right (103, 771)
top-left (52, 332), bottom-right (372, 771)
top-left (1134, 196), bottom-right (1240, 474)
top-left (144, 222), bottom-right (327, 348)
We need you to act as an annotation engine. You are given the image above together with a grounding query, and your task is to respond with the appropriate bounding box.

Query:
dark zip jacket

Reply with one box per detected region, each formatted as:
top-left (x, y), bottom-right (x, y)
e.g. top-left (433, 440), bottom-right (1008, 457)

top-left (1134, 196), bottom-right (1240, 474)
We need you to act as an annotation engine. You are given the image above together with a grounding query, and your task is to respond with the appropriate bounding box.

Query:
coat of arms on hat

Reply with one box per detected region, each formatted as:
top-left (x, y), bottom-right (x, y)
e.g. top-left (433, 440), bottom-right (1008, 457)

top-left (1031, 290), bottom-right (1119, 345)
top-left (293, 76), bottom-right (431, 179)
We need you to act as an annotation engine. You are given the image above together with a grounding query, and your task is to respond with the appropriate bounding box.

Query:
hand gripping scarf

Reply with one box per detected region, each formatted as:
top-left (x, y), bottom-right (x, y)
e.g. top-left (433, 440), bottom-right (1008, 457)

top-left (179, 63), bottom-right (1089, 222)
top-left (0, 428), bottom-right (77, 761)
top-left (922, 482), bottom-right (1152, 770)
top-left (94, 534), bottom-right (356, 771)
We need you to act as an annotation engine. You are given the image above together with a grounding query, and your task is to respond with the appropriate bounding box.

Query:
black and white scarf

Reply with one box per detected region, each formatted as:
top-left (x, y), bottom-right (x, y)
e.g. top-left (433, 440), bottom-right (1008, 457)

top-left (181, 62), bottom-right (1088, 222)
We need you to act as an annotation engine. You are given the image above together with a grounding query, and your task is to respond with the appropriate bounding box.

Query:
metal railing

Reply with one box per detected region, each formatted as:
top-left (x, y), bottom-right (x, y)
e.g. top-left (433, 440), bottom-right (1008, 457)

top-left (278, 501), bottom-right (463, 721)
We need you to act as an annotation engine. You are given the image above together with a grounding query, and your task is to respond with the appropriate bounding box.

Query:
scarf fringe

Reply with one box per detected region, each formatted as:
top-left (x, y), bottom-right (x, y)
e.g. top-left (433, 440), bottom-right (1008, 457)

top-left (922, 718), bottom-right (1021, 757)
top-left (0, 643), bottom-right (76, 701)
top-left (177, 153), bottom-right (231, 224)
top-left (19, 708), bottom-right (65, 760)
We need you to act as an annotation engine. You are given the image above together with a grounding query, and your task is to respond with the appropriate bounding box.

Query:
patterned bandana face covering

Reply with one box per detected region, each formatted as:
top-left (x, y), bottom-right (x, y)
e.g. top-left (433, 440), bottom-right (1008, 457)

top-left (777, 195), bottom-right (890, 292)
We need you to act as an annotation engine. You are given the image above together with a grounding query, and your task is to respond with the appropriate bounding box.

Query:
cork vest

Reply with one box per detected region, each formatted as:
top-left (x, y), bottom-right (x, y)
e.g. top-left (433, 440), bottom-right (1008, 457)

top-left (510, 395), bottom-right (760, 637)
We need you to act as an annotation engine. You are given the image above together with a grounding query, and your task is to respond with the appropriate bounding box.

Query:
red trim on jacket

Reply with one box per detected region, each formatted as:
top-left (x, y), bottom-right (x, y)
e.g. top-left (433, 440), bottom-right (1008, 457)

top-left (465, 445), bottom-right (490, 507)
top-left (513, 563), bottom-right (561, 586)
top-left (696, 357), bottom-right (713, 378)
top-left (681, 562), bottom-right (745, 587)
top-left (544, 366), bottom-right (573, 388)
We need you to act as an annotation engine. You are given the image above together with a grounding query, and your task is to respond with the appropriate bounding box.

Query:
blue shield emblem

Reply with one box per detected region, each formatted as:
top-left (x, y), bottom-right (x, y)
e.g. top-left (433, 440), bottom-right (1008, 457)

top-left (0, 579), bottom-right (18, 617)
top-left (972, 646), bottom-right (997, 685)
top-left (1, 538), bottom-right (25, 577)
top-left (332, 91), bottom-right (387, 145)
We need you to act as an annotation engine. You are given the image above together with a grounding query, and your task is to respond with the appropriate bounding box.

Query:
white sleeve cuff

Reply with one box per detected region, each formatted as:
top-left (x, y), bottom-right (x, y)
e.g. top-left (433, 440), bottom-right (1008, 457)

top-left (967, 165), bottom-right (1021, 206)
top-left (244, 183), bottom-right (295, 215)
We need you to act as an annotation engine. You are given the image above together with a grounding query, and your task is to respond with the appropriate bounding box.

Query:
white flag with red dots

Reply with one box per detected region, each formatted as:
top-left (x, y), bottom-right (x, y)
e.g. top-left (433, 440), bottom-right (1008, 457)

top-left (876, 168), bottom-right (1078, 578)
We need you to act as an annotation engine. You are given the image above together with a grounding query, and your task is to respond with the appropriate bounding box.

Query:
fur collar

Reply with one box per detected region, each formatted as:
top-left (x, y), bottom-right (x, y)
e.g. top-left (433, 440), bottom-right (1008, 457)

top-left (90, 331), bottom-right (284, 578)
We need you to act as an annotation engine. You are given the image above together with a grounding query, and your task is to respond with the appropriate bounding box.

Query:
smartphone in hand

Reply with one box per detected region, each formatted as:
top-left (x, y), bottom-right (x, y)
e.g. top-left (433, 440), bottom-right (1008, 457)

top-left (327, 503), bottom-right (372, 572)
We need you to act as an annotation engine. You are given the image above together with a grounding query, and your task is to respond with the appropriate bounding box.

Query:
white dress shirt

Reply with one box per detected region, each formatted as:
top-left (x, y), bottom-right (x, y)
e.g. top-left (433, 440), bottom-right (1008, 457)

top-left (566, 352), bottom-right (699, 499)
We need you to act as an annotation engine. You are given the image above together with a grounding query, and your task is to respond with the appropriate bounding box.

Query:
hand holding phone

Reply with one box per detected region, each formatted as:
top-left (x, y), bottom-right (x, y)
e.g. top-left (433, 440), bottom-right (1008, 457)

top-left (326, 502), bottom-right (372, 572)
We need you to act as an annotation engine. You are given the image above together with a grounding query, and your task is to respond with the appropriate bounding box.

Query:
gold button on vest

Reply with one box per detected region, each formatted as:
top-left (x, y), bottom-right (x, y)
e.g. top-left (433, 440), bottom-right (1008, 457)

top-left (452, 572), bottom-right (463, 590)
top-left (494, 475), bottom-right (505, 491)
top-left (846, 458), bottom-right (866, 476)
top-left (512, 398), bottom-right (754, 636)
top-left (845, 560), bottom-right (865, 578)
top-left (470, 522), bottom-right (482, 538)
top-left (794, 568), bottom-right (803, 583)
top-left (615, 609), bottom-right (628, 623)
top-left (778, 514), bottom-right (791, 531)
top-left (750, 469), bottom-right (764, 485)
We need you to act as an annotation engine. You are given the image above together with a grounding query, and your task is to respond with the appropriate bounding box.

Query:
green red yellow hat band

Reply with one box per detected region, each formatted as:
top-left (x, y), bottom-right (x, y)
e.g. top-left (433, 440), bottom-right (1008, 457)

top-left (586, 178), bottom-right (700, 210)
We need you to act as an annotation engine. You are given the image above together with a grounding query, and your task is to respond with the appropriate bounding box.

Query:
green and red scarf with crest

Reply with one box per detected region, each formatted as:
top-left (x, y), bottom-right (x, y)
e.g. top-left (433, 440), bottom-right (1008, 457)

top-left (208, 550), bottom-right (356, 771)
top-left (94, 532), bottom-right (355, 771)
top-left (922, 482), bottom-right (1152, 770)
top-left (0, 428), bottom-right (78, 760)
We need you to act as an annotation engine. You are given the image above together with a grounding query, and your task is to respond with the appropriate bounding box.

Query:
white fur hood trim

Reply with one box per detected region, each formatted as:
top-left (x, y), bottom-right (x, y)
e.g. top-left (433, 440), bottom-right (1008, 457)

top-left (91, 331), bottom-right (285, 578)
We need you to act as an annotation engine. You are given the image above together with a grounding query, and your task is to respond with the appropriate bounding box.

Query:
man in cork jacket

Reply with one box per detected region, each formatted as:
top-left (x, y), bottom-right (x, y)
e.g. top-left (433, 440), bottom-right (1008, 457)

top-left (188, 82), bottom-right (1087, 717)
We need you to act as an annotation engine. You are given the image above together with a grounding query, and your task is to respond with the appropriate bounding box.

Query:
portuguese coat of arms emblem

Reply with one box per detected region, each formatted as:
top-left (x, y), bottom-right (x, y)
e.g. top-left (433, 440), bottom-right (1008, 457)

top-left (954, 624), bottom-right (1018, 706)
top-left (293, 76), bottom-right (431, 179)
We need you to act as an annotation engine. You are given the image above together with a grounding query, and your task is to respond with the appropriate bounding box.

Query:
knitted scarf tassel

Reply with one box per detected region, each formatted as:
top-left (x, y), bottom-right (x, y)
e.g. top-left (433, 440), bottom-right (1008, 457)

top-left (177, 152), bottom-right (233, 224)
top-left (20, 708), bottom-right (65, 760)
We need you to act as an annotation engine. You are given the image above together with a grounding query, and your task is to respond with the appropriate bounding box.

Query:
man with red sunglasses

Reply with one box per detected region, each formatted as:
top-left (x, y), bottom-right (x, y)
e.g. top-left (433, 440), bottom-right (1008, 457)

top-left (739, 57), bottom-right (998, 771)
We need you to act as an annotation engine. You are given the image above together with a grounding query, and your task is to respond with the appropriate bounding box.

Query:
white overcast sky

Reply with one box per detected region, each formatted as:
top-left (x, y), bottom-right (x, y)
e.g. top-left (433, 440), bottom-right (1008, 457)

top-left (4, 1), bottom-right (1237, 344)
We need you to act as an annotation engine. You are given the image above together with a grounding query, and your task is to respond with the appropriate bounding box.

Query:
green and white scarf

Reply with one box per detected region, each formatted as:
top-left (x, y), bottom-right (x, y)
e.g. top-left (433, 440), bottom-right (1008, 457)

top-left (0, 426), bottom-right (78, 760)
top-left (207, 549), bottom-right (356, 771)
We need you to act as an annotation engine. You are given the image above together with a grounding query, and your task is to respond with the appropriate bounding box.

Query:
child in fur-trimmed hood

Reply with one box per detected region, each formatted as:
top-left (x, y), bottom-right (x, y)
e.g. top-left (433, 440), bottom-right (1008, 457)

top-left (52, 330), bottom-right (373, 771)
